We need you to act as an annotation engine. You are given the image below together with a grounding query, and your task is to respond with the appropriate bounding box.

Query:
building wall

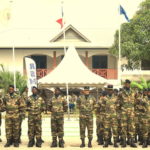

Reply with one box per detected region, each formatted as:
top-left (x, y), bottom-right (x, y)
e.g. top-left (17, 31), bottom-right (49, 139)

top-left (0, 48), bottom-right (117, 75)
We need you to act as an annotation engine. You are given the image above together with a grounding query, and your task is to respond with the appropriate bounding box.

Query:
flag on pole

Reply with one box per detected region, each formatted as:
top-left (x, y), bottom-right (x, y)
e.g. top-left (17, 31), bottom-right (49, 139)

top-left (120, 5), bottom-right (130, 22)
top-left (56, 1), bottom-right (64, 28)
top-left (25, 57), bottom-right (37, 96)
top-left (56, 18), bottom-right (63, 28)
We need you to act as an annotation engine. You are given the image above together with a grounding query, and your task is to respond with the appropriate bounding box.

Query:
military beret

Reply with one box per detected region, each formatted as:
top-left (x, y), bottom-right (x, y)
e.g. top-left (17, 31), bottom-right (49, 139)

top-left (143, 88), bottom-right (148, 92)
top-left (84, 86), bottom-right (90, 90)
top-left (125, 79), bottom-right (131, 84)
top-left (107, 85), bottom-right (113, 89)
top-left (55, 87), bottom-right (61, 91)
top-left (9, 85), bottom-right (14, 88)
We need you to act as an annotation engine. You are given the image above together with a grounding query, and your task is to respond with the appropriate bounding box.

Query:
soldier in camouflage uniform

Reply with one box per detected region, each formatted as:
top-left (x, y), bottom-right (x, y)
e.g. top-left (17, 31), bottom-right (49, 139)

top-left (101, 85), bottom-right (119, 147)
top-left (1, 85), bottom-right (25, 147)
top-left (48, 87), bottom-right (68, 148)
top-left (18, 86), bottom-right (28, 143)
top-left (95, 91), bottom-right (107, 145)
top-left (147, 89), bottom-right (150, 145)
top-left (26, 86), bottom-right (46, 147)
top-left (135, 89), bottom-right (149, 148)
top-left (119, 80), bottom-right (137, 147)
top-left (76, 86), bottom-right (96, 148)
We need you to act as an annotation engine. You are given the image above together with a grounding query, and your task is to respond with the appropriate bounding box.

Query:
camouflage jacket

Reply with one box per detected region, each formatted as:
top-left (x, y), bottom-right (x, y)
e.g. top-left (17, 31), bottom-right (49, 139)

top-left (48, 95), bottom-right (68, 114)
top-left (26, 95), bottom-right (46, 115)
top-left (101, 94), bottom-right (119, 115)
top-left (95, 95), bottom-right (106, 115)
top-left (118, 89), bottom-right (136, 112)
top-left (1, 92), bottom-right (25, 115)
top-left (135, 95), bottom-right (149, 116)
top-left (22, 92), bottom-right (28, 103)
top-left (77, 94), bottom-right (96, 115)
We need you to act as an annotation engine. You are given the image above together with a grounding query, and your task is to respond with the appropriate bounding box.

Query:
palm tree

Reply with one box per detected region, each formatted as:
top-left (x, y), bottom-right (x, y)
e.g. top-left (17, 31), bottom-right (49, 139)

top-left (0, 64), bottom-right (27, 93)
top-left (131, 77), bottom-right (150, 90)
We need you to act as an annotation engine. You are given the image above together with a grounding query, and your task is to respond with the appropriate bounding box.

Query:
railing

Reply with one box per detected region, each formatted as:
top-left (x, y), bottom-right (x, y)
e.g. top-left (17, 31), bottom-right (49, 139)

top-left (92, 69), bottom-right (118, 79)
top-left (36, 68), bottom-right (118, 79)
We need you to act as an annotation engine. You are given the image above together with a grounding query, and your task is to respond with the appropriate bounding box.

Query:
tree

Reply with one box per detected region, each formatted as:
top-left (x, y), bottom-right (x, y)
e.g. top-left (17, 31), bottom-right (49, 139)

top-left (131, 77), bottom-right (150, 90)
top-left (110, 0), bottom-right (150, 70)
top-left (0, 64), bottom-right (27, 93)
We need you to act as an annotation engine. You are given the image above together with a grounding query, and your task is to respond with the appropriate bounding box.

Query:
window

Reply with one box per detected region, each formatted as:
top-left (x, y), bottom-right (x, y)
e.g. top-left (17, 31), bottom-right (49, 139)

top-left (92, 55), bottom-right (108, 69)
top-left (141, 60), bottom-right (150, 70)
top-left (31, 55), bottom-right (47, 69)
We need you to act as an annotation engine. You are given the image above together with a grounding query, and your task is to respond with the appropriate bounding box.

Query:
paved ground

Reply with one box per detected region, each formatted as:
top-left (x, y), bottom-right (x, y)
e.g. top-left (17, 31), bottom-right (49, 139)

top-left (0, 114), bottom-right (148, 149)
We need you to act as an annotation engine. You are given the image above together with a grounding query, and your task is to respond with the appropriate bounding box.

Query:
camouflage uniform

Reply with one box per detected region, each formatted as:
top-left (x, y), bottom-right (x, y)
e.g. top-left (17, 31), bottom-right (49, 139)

top-left (95, 95), bottom-right (105, 145)
top-left (18, 91), bottom-right (28, 142)
top-left (2, 93), bottom-right (25, 144)
top-left (135, 94), bottom-right (149, 147)
top-left (102, 94), bottom-right (119, 147)
top-left (77, 95), bottom-right (96, 140)
top-left (119, 89), bottom-right (137, 147)
top-left (48, 95), bottom-right (68, 143)
top-left (26, 95), bottom-right (46, 142)
top-left (134, 92), bottom-right (143, 142)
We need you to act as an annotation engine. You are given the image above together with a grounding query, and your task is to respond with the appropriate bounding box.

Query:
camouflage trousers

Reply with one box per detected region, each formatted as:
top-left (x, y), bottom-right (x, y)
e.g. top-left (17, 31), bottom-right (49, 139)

top-left (121, 111), bottom-right (136, 139)
top-left (51, 113), bottom-right (64, 139)
top-left (28, 114), bottom-right (42, 140)
top-left (103, 114), bottom-right (118, 140)
top-left (138, 115), bottom-right (149, 139)
top-left (5, 113), bottom-right (20, 140)
top-left (19, 117), bottom-right (23, 140)
top-left (96, 114), bottom-right (104, 136)
top-left (79, 114), bottom-right (93, 139)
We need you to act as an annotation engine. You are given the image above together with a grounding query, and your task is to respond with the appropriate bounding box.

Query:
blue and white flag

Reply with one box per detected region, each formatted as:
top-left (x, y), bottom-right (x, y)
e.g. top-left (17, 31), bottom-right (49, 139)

top-left (25, 57), bottom-right (37, 96)
top-left (120, 5), bottom-right (130, 22)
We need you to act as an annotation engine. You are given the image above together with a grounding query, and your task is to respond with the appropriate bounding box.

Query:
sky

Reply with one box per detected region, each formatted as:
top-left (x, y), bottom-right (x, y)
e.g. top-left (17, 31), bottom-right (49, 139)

top-left (0, 0), bottom-right (144, 46)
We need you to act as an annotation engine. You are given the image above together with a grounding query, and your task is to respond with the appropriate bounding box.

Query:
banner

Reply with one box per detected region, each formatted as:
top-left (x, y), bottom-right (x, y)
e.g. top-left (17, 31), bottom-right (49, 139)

top-left (25, 57), bottom-right (37, 96)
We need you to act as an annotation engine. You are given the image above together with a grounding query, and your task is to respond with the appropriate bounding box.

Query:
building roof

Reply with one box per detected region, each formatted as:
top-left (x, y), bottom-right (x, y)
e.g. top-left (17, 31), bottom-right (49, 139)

top-left (0, 24), bottom-right (110, 48)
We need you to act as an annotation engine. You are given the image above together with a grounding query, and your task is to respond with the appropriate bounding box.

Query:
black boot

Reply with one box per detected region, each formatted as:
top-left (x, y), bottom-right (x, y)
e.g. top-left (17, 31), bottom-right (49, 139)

top-left (130, 138), bottom-right (137, 148)
top-left (98, 135), bottom-right (104, 145)
top-left (4, 140), bottom-right (12, 147)
top-left (127, 138), bottom-right (130, 145)
top-left (80, 138), bottom-right (85, 148)
top-left (36, 139), bottom-right (42, 147)
top-left (14, 139), bottom-right (19, 147)
top-left (40, 138), bottom-right (44, 143)
top-left (134, 136), bottom-right (137, 143)
top-left (114, 138), bottom-right (119, 148)
top-left (59, 139), bottom-right (64, 148)
top-left (28, 139), bottom-right (35, 147)
top-left (103, 140), bottom-right (109, 147)
top-left (108, 138), bottom-right (113, 145)
top-left (51, 138), bottom-right (57, 147)
top-left (88, 138), bottom-right (92, 148)
top-left (142, 139), bottom-right (148, 148)
top-left (121, 138), bottom-right (126, 148)
top-left (139, 137), bottom-right (143, 145)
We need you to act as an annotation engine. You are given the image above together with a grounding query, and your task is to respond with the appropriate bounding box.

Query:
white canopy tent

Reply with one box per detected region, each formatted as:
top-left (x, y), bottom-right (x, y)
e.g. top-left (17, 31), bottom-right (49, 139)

top-left (38, 46), bottom-right (109, 87)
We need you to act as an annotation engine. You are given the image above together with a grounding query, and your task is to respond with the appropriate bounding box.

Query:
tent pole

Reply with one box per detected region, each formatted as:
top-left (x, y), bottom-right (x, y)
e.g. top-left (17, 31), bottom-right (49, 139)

top-left (61, 1), bottom-right (70, 120)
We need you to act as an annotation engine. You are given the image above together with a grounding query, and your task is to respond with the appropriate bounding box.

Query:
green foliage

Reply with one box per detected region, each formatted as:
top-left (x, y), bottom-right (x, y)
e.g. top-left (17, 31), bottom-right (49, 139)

top-left (0, 64), bottom-right (27, 93)
top-left (110, 0), bottom-right (150, 69)
top-left (131, 77), bottom-right (150, 90)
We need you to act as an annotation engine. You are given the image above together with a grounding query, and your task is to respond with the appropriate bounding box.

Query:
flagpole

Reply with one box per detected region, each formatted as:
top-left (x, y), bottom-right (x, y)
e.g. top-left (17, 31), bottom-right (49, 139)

top-left (61, 1), bottom-right (70, 120)
top-left (12, 45), bottom-right (16, 90)
top-left (118, 5), bottom-right (122, 86)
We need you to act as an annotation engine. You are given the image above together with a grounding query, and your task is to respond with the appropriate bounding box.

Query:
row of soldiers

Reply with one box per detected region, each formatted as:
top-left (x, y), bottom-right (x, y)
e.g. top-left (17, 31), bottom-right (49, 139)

top-left (95, 80), bottom-right (150, 148)
top-left (0, 79), bottom-right (150, 148)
